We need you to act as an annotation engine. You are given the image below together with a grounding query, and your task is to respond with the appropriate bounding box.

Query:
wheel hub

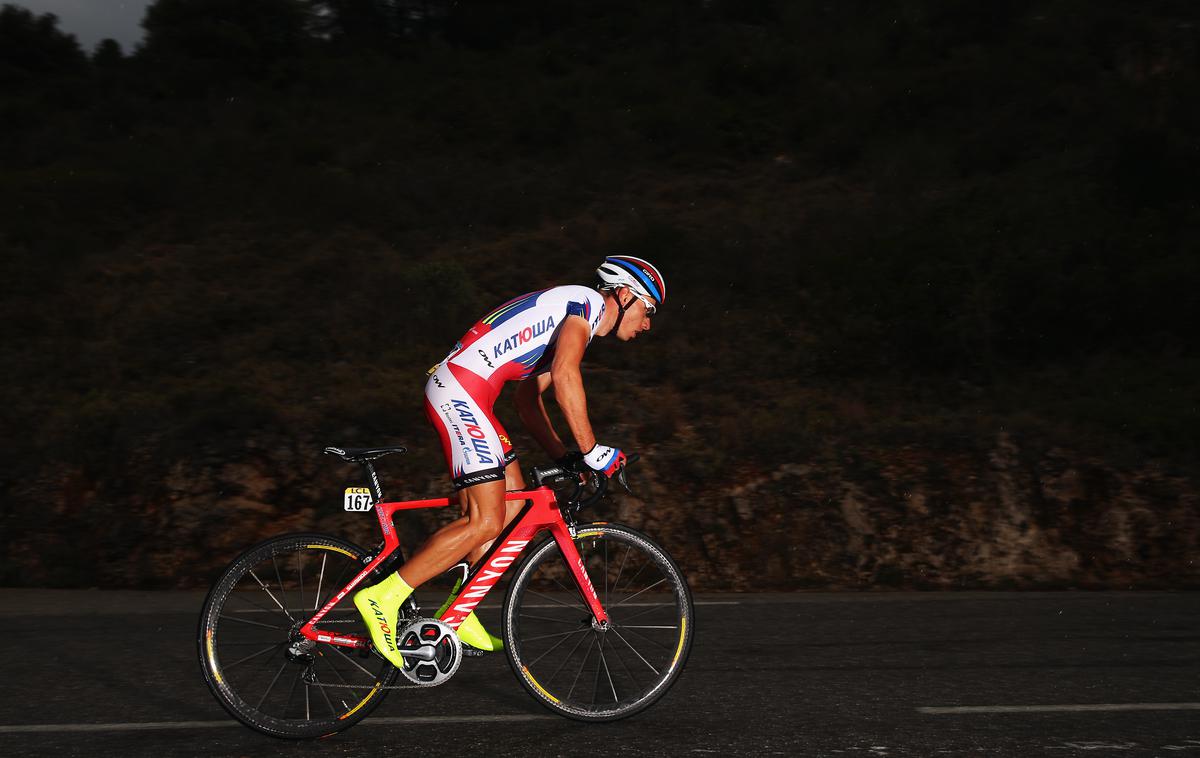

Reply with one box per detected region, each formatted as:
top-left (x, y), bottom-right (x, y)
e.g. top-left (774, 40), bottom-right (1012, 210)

top-left (285, 622), bottom-right (316, 663)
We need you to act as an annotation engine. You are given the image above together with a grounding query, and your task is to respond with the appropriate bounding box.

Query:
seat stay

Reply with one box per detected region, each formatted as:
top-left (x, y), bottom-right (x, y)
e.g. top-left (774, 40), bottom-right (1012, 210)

top-left (298, 495), bottom-right (456, 645)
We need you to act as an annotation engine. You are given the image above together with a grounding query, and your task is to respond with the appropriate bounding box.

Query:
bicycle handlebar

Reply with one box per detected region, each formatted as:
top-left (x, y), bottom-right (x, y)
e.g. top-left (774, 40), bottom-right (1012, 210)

top-left (527, 453), bottom-right (641, 513)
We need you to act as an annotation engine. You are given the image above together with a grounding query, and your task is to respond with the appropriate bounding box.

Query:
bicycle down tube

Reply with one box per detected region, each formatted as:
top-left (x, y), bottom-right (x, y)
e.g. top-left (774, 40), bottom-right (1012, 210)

top-left (298, 486), bottom-right (608, 649)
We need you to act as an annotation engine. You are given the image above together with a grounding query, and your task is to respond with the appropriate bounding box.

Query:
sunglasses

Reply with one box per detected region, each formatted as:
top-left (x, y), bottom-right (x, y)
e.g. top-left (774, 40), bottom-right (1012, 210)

top-left (631, 291), bottom-right (657, 317)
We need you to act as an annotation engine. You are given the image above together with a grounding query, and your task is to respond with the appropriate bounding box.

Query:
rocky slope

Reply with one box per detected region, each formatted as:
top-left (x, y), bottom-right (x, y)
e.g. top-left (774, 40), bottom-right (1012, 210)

top-left (9, 431), bottom-right (1195, 590)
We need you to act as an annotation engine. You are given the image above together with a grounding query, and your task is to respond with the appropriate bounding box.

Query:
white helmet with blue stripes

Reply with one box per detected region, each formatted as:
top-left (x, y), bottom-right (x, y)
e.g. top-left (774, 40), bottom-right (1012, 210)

top-left (596, 255), bottom-right (667, 307)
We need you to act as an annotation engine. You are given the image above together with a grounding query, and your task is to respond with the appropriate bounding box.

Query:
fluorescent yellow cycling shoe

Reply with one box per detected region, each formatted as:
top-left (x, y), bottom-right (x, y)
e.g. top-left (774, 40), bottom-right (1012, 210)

top-left (353, 573), bottom-right (413, 668)
top-left (433, 564), bottom-right (503, 652)
top-left (456, 611), bottom-right (504, 652)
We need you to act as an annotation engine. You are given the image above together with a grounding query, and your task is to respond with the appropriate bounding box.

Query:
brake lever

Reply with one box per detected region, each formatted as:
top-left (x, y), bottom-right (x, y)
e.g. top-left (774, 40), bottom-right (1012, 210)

top-left (616, 465), bottom-right (633, 495)
top-left (575, 471), bottom-right (609, 511)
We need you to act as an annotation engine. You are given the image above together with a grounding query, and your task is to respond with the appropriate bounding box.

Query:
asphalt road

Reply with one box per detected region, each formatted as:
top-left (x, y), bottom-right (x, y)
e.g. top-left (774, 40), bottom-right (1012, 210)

top-left (0, 590), bottom-right (1196, 757)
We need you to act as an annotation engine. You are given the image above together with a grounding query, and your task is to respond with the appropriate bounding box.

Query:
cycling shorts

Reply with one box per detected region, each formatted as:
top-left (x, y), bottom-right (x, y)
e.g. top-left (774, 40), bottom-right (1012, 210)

top-left (424, 362), bottom-right (517, 490)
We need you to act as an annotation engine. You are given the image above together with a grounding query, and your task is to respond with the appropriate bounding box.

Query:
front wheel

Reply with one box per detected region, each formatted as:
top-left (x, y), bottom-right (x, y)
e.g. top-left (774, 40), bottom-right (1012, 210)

top-left (502, 523), bottom-right (694, 721)
top-left (197, 533), bottom-right (398, 739)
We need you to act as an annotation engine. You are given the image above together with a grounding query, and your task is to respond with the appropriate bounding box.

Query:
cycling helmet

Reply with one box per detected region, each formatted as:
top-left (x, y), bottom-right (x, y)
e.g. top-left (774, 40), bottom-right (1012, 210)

top-left (596, 255), bottom-right (667, 305)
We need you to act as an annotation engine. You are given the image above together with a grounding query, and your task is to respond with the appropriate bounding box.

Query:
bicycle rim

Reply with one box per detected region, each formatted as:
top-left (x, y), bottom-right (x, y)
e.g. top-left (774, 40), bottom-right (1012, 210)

top-left (502, 523), bottom-right (694, 721)
top-left (197, 533), bottom-right (398, 739)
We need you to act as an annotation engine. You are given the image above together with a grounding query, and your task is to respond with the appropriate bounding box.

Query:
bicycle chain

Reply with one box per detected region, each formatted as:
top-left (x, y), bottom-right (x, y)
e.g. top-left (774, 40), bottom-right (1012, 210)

top-left (302, 673), bottom-right (447, 691)
top-left (304, 649), bottom-right (490, 690)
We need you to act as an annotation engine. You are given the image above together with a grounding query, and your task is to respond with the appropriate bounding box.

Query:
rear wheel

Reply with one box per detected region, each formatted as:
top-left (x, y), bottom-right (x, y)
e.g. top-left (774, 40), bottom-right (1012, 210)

top-left (198, 533), bottom-right (398, 739)
top-left (502, 523), bottom-right (694, 721)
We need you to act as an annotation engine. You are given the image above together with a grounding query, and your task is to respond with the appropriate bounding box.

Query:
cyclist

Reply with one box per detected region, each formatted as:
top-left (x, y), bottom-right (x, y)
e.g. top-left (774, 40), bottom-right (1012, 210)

top-left (354, 256), bottom-right (665, 663)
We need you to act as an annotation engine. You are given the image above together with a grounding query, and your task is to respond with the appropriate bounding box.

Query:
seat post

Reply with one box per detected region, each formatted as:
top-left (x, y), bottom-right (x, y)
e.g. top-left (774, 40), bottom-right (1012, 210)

top-left (361, 461), bottom-right (384, 503)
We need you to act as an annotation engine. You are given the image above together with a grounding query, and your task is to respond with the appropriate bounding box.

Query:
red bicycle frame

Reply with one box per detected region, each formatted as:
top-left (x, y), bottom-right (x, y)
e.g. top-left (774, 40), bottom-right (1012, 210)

top-left (298, 486), bottom-right (607, 649)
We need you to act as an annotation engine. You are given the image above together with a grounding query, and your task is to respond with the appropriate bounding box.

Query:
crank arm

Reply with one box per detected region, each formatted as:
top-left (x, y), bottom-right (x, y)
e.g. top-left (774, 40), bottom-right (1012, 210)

top-left (397, 646), bottom-right (438, 662)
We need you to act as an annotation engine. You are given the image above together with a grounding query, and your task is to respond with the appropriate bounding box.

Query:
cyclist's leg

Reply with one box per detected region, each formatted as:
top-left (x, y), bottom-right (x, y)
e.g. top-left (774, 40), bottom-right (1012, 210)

top-left (397, 479), bottom-right (505, 587)
top-left (356, 480), bottom-right (505, 665)
top-left (465, 424), bottom-right (526, 565)
top-left (447, 400), bottom-right (524, 650)
top-left (408, 365), bottom-right (510, 582)
top-left (355, 366), bottom-right (508, 665)
top-left (446, 460), bottom-right (525, 651)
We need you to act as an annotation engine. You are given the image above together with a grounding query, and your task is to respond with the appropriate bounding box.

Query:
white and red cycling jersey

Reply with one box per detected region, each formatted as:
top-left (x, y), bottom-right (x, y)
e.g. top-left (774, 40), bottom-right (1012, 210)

top-left (424, 285), bottom-right (607, 490)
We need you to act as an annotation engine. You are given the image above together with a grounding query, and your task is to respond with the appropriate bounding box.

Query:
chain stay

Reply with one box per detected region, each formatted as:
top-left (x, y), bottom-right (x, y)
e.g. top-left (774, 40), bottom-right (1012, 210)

top-left (301, 671), bottom-right (452, 691)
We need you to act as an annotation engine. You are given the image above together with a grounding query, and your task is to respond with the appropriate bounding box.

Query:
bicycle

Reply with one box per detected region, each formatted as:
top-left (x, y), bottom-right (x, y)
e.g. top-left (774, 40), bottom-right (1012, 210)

top-left (197, 445), bottom-right (694, 739)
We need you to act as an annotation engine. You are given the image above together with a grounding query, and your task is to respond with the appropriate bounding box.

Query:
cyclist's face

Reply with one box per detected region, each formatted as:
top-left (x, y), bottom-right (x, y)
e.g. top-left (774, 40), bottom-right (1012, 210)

top-left (617, 291), bottom-right (653, 341)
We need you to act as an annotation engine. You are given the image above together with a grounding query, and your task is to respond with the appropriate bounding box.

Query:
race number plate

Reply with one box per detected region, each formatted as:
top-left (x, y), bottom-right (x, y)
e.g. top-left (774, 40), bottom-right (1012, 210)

top-left (343, 487), bottom-right (373, 511)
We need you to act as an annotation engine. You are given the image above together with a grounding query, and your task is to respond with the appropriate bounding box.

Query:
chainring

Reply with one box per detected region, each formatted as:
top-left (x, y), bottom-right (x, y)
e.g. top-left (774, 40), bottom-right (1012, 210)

top-left (396, 617), bottom-right (462, 686)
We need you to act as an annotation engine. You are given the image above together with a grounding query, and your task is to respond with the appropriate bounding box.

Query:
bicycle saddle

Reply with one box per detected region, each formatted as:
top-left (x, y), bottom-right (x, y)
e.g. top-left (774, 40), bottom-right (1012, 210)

top-left (324, 445), bottom-right (407, 463)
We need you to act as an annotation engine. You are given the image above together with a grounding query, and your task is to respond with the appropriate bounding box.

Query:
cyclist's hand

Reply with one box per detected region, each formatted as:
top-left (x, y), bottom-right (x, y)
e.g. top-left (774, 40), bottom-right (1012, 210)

top-left (556, 450), bottom-right (586, 473)
top-left (583, 444), bottom-right (626, 478)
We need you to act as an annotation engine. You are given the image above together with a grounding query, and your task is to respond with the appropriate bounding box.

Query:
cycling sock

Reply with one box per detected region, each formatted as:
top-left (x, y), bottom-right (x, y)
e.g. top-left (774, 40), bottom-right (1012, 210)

top-left (456, 611), bottom-right (504, 652)
top-left (353, 572), bottom-right (414, 668)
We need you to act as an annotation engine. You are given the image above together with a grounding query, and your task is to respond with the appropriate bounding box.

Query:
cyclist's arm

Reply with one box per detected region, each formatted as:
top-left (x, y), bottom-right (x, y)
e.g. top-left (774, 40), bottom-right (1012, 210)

top-left (514, 372), bottom-right (568, 459)
top-left (548, 316), bottom-right (598, 454)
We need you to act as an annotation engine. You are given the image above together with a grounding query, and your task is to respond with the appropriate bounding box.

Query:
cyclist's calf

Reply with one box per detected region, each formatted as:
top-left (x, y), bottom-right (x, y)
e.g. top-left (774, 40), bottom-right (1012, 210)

top-left (462, 506), bottom-right (505, 546)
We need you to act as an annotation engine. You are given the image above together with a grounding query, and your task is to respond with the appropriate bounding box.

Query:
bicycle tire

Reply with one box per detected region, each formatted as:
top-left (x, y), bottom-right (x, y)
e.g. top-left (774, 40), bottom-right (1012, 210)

top-left (502, 522), bottom-right (694, 722)
top-left (197, 533), bottom-right (399, 739)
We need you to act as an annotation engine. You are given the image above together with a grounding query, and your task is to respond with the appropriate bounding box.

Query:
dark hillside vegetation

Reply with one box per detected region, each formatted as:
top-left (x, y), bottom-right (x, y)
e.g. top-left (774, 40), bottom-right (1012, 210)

top-left (1, 0), bottom-right (1197, 589)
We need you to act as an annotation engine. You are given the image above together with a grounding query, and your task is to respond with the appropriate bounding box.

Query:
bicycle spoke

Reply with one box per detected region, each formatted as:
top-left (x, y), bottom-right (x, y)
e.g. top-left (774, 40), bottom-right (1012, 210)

top-left (327, 642), bottom-right (376, 679)
top-left (609, 543), bottom-right (632, 596)
top-left (522, 628), bottom-right (593, 643)
top-left (318, 650), bottom-right (352, 685)
top-left (318, 652), bottom-right (362, 710)
top-left (314, 560), bottom-right (354, 614)
top-left (295, 550), bottom-right (305, 613)
top-left (591, 635), bottom-right (602, 708)
top-left (550, 574), bottom-right (584, 601)
top-left (617, 623), bottom-right (673, 652)
top-left (525, 628), bottom-right (589, 667)
top-left (519, 613), bottom-right (588, 625)
top-left (225, 642), bottom-right (284, 670)
top-left (598, 634), bottom-right (619, 704)
top-left (611, 634), bottom-right (642, 690)
top-left (609, 626), bottom-right (661, 676)
top-left (310, 669), bottom-right (338, 718)
top-left (609, 577), bottom-right (668, 608)
top-left (567, 636), bottom-right (597, 701)
top-left (255, 660), bottom-right (290, 710)
top-left (603, 538), bottom-right (609, 610)
top-left (219, 613), bottom-right (287, 631)
top-left (271, 556), bottom-right (292, 623)
top-left (618, 624), bottom-right (678, 630)
top-left (546, 628), bottom-right (591, 683)
top-left (304, 671), bottom-right (311, 720)
top-left (528, 589), bottom-right (588, 614)
top-left (218, 640), bottom-right (290, 646)
top-left (613, 601), bottom-right (678, 624)
top-left (227, 589), bottom-right (288, 619)
top-left (284, 666), bottom-right (301, 716)
top-left (248, 569), bottom-right (295, 623)
top-left (612, 556), bottom-right (649, 598)
top-left (314, 553), bottom-right (327, 611)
